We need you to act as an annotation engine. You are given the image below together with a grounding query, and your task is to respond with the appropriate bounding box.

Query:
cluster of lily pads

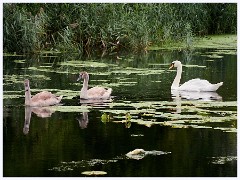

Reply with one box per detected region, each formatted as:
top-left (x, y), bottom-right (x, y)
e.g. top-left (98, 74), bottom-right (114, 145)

top-left (98, 100), bottom-right (236, 132)
top-left (3, 50), bottom-right (237, 176)
top-left (3, 53), bottom-right (237, 133)
top-left (48, 149), bottom-right (171, 175)
top-left (209, 156), bottom-right (237, 165)
top-left (48, 147), bottom-right (237, 175)
top-left (48, 159), bottom-right (117, 172)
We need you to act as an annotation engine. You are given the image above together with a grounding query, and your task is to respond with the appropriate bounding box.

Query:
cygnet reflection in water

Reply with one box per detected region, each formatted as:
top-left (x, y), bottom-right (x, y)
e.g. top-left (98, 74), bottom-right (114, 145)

top-left (23, 106), bottom-right (56, 135)
top-left (77, 112), bottom-right (89, 129)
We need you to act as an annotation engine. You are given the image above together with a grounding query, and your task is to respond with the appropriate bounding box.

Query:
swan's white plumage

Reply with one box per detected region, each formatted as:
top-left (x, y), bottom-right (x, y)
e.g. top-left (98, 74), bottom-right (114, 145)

top-left (178, 78), bottom-right (223, 91)
top-left (171, 89), bottom-right (222, 101)
top-left (77, 72), bottom-right (112, 99)
top-left (170, 60), bottom-right (223, 92)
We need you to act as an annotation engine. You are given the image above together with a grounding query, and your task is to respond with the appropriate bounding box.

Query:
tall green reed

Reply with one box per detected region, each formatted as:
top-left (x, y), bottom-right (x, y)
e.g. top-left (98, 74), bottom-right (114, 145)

top-left (3, 3), bottom-right (237, 54)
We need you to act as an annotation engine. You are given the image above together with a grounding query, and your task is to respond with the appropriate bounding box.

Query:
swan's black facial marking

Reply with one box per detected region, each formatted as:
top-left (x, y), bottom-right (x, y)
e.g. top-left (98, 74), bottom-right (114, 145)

top-left (169, 62), bottom-right (175, 69)
top-left (77, 73), bottom-right (83, 81)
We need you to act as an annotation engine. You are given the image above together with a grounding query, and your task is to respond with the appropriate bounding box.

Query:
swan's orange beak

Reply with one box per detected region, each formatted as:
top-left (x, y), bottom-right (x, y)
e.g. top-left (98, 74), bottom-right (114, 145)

top-left (169, 63), bottom-right (174, 69)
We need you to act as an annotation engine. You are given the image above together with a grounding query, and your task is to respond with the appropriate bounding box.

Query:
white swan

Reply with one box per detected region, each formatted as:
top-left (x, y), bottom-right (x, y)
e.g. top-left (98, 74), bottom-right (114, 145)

top-left (24, 79), bottom-right (63, 106)
top-left (169, 60), bottom-right (223, 91)
top-left (77, 71), bottom-right (112, 99)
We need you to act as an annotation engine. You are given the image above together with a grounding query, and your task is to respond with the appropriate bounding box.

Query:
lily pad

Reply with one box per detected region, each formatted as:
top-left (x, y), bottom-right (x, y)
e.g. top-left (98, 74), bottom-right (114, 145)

top-left (81, 171), bottom-right (107, 176)
top-left (14, 59), bottom-right (26, 64)
top-left (184, 64), bottom-right (206, 68)
top-left (49, 159), bottom-right (117, 172)
top-left (210, 156), bottom-right (237, 164)
top-left (209, 49), bottom-right (237, 55)
top-left (3, 94), bottom-right (23, 99)
top-left (60, 60), bottom-right (117, 68)
top-left (201, 54), bottom-right (224, 59)
top-left (3, 74), bottom-right (51, 85)
top-left (97, 100), bottom-right (237, 132)
top-left (52, 105), bottom-right (91, 112)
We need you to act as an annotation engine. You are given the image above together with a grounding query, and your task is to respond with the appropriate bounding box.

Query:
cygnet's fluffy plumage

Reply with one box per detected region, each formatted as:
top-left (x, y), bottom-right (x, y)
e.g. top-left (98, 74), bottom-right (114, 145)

top-left (77, 71), bottom-right (112, 99)
top-left (24, 79), bottom-right (62, 106)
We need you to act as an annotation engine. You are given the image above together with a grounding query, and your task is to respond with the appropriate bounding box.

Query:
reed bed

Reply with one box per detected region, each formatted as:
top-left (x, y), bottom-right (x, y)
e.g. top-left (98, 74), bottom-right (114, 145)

top-left (3, 3), bottom-right (237, 54)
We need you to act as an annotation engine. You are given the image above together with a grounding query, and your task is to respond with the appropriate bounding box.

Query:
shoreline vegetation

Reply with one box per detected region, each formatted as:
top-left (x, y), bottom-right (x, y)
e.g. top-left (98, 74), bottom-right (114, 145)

top-left (3, 3), bottom-right (237, 55)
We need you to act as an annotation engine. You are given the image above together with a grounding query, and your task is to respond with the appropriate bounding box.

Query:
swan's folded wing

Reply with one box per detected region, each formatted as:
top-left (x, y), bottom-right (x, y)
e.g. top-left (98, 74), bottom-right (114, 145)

top-left (180, 79), bottom-right (210, 90)
top-left (87, 86), bottom-right (112, 99)
top-left (31, 91), bottom-right (56, 102)
top-left (183, 78), bottom-right (211, 86)
top-left (87, 87), bottom-right (107, 96)
top-left (180, 78), bottom-right (221, 91)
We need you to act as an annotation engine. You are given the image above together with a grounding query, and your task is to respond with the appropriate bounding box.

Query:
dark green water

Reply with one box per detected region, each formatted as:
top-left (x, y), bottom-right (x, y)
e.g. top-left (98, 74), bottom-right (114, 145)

top-left (3, 49), bottom-right (237, 177)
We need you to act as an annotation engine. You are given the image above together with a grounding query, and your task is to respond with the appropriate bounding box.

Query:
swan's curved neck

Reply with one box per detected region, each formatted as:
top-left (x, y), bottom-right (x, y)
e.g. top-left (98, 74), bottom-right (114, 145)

top-left (82, 76), bottom-right (89, 90)
top-left (25, 84), bottom-right (32, 105)
top-left (81, 75), bottom-right (89, 98)
top-left (171, 65), bottom-right (182, 89)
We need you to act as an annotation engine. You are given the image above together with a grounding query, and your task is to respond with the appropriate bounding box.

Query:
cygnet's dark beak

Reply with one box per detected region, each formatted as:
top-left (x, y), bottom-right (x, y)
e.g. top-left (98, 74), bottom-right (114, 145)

top-left (24, 79), bottom-right (29, 89)
top-left (77, 75), bottom-right (81, 81)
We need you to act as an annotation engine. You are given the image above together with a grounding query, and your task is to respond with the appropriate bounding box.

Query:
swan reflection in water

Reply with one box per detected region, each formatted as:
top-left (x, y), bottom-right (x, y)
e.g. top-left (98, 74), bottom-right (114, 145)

top-left (77, 112), bottom-right (89, 129)
top-left (171, 90), bottom-right (222, 101)
top-left (80, 98), bottom-right (112, 107)
top-left (77, 98), bottom-right (113, 129)
top-left (171, 90), bottom-right (222, 113)
top-left (23, 106), bottom-right (55, 135)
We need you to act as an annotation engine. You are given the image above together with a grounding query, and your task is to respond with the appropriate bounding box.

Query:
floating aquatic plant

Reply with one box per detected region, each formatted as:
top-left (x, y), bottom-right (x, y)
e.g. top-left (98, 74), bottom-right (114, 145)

top-left (13, 59), bottom-right (26, 64)
top-left (3, 80), bottom-right (237, 133)
top-left (49, 159), bottom-right (117, 172)
top-left (3, 53), bottom-right (237, 133)
top-left (52, 105), bottom-right (91, 113)
top-left (126, 149), bottom-right (171, 160)
top-left (210, 156), bottom-right (237, 164)
top-left (3, 94), bottom-right (23, 99)
top-left (193, 35), bottom-right (237, 49)
top-left (60, 60), bottom-right (117, 68)
top-left (81, 171), bottom-right (107, 176)
top-left (131, 134), bottom-right (144, 137)
top-left (101, 112), bottom-right (112, 123)
top-left (98, 100), bottom-right (237, 132)
top-left (201, 54), bottom-right (224, 59)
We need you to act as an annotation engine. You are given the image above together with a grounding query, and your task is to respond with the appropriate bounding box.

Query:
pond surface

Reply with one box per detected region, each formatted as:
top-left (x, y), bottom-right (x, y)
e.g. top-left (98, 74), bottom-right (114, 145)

top-left (3, 48), bottom-right (237, 177)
